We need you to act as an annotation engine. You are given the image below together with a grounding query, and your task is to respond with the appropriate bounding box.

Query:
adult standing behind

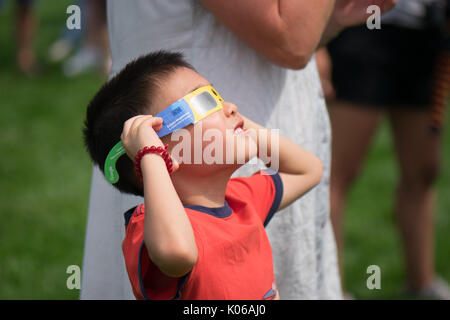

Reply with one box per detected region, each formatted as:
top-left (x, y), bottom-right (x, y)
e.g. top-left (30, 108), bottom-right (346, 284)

top-left (323, 0), bottom-right (450, 298)
top-left (81, 0), bottom-right (396, 299)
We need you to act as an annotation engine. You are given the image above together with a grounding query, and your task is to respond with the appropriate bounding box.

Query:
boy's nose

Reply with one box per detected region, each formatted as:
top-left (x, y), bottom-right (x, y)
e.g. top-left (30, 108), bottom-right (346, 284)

top-left (223, 102), bottom-right (238, 117)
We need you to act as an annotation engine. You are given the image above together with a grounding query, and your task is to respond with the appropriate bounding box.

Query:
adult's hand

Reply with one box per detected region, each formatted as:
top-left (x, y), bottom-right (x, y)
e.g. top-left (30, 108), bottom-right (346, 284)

top-left (323, 0), bottom-right (397, 42)
top-left (333, 0), bottom-right (396, 28)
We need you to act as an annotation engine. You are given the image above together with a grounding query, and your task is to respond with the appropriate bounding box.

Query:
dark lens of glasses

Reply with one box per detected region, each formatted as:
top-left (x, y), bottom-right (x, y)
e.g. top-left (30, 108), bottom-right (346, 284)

top-left (190, 92), bottom-right (218, 116)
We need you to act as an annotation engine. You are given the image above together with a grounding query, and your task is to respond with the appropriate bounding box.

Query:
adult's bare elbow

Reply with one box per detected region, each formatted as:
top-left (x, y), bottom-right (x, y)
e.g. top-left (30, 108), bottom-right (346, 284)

top-left (285, 52), bottom-right (310, 70)
top-left (275, 44), bottom-right (311, 70)
top-left (313, 158), bottom-right (324, 185)
top-left (252, 23), bottom-right (313, 69)
top-left (280, 32), bottom-right (315, 70)
top-left (267, 51), bottom-right (307, 70)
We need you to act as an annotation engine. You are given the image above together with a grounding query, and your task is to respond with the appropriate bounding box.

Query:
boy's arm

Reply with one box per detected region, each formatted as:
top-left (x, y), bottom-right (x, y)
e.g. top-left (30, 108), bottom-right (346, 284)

top-left (122, 115), bottom-right (198, 278)
top-left (242, 116), bottom-right (323, 211)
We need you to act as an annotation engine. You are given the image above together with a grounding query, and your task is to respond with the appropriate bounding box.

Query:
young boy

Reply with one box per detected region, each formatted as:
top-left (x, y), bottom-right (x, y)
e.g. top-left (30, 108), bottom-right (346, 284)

top-left (83, 51), bottom-right (323, 300)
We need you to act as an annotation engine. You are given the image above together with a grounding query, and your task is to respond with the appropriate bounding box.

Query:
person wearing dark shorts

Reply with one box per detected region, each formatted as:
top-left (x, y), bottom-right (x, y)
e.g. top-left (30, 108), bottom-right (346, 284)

top-left (319, 0), bottom-right (450, 299)
top-left (329, 24), bottom-right (442, 109)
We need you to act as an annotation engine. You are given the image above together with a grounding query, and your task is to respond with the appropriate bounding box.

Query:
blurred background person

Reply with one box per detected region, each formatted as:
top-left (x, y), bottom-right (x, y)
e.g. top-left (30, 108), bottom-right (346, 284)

top-left (47, 0), bottom-right (110, 77)
top-left (47, 0), bottom-right (84, 63)
top-left (0, 0), bottom-right (39, 76)
top-left (317, 0), bottom-right (450, 299)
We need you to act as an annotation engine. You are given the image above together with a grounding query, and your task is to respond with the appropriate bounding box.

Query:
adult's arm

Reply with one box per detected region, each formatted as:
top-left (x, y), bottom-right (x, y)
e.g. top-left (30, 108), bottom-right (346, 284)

top-left (200, 0), bottom-right (335, 69)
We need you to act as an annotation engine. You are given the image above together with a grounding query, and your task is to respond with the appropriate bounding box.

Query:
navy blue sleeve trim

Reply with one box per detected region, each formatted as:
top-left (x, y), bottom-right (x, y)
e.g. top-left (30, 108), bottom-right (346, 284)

top-left (124, 206), bottom-right (138, 227)
top-left (263, 169), bottom-right (284, 227)
top-left (138, 241), bottom-right (190, 300)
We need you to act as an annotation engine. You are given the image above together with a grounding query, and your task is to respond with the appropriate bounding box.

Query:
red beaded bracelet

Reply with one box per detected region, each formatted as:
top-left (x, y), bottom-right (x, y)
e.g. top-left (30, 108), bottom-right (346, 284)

top-left (134, 144), bottom-right (173, 180)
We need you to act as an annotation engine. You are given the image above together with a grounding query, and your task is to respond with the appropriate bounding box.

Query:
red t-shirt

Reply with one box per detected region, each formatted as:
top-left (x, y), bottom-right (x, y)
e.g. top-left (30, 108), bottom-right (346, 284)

top-left (122, 170), bottom-right (283, 300)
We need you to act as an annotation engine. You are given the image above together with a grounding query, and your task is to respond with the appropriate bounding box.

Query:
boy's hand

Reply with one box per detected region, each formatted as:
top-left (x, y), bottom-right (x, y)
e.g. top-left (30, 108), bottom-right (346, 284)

top-left (242, 115), bottom-right (323, 211)
top-left (121, 115), bottom-right (164, 160)
top-left (121, 115), bottom-right (180, 173)
top-left (124, 116), bottom-right (197, 277)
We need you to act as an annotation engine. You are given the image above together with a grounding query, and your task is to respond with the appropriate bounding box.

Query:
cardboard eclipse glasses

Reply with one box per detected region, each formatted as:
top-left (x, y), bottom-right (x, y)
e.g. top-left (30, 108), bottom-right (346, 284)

top-left (104, 85), bottom-right (224, 184)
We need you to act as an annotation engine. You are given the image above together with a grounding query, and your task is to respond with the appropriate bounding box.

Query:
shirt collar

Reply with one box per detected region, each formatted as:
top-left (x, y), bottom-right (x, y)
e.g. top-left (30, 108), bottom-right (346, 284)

top-left (184, 200), bottom-right (232, 218)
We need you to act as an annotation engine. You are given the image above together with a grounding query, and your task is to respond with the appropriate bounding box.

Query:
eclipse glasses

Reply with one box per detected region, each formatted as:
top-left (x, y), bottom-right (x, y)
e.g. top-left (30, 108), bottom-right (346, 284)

top-left (103, 85), bottom-right (224, 184)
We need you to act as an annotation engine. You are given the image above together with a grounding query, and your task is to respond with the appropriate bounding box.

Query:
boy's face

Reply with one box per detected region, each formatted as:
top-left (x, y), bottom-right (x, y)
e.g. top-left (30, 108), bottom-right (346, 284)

top-left (150, 67), bottom-right (257, 173)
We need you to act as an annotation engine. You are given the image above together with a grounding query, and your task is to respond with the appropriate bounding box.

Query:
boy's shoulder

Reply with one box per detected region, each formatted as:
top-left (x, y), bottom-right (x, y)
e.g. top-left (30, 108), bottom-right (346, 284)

top-left (225, 170), bottom-right (283, 226)
top-left (226, 170), bottom-right (283, 202)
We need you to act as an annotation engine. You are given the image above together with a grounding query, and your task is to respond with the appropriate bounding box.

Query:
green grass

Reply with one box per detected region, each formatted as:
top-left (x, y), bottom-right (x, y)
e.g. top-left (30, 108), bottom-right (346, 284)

top-left (0, 1), bottom-right (449, 300)
top-left (0, 1), bottom-right (104, 299)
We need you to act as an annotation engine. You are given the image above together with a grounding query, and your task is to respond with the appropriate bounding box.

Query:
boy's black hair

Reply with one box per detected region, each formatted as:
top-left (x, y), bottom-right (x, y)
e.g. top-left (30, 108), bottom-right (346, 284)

top-left (83, 50), bottom-right (193, 196)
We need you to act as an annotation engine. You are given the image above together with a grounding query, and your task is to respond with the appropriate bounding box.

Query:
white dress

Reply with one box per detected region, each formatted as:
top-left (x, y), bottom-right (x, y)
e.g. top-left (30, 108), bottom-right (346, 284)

top-left (80, 0), bottom-right (342, 300)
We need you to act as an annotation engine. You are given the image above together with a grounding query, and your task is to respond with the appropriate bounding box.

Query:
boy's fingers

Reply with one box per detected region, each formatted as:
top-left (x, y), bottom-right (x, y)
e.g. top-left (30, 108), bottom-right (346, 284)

top-left (152, 117), bottom-right (164, 131)
top-left (122, 118), bottom-right (133, 138)
top-left (152, 116), bottom-right (163, 125)
top-left (129, 115), bottom-right (154, 136)
top-left (146, 116), bottom-right (162, 129)
top-left (123, 115), bottom-right (147, 137)
top-left (137, 116), bottom-right (158, 133)
top-left (137, 116), bottom-right (164, 133)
